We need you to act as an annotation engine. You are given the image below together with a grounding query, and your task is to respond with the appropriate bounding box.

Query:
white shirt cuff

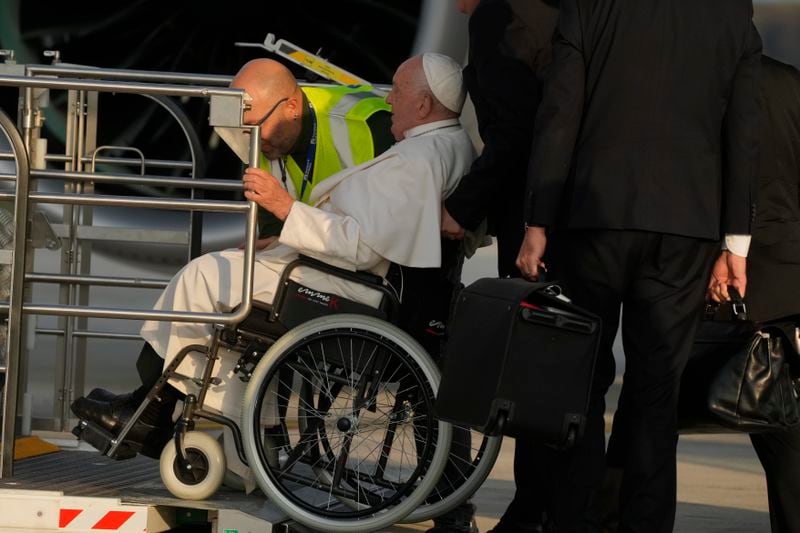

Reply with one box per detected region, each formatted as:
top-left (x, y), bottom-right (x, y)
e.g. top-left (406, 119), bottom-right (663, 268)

top-left (722, 234), bottom-right (751, 257)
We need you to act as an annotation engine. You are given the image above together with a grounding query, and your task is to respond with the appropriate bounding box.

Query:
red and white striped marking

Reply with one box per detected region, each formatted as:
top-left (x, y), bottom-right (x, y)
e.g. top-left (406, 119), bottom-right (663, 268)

top-left (59, 508), bottom-right (140, 530)
top-left (0, 490), bottom-right (149, 532)
top-left (58, 497), bottom-right (147, 531)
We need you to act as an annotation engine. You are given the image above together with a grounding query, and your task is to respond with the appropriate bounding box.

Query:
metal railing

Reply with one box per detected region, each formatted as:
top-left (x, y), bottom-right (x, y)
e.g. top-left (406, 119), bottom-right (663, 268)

top-left (0, 65), bottom-right (262, 476)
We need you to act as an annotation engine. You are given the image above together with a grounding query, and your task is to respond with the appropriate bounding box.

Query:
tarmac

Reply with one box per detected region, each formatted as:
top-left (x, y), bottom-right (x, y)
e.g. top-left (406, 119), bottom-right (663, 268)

top-left (390, 402), bottom-right (772, 532)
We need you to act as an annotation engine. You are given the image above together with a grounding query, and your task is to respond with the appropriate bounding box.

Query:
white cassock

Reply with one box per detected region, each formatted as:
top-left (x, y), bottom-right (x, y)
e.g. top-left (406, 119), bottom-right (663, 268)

top-left (139, 118), bottom-right (475, 419)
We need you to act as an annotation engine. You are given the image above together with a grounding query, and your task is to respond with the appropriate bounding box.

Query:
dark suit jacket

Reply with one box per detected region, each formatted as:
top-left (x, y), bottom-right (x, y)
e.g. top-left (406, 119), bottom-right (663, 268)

top-left (746, 56), bottom-right (800, 322)
top-left (445, 0), bottom-right (559, 234)
top-left (525, 0), bottom-right (762, 240)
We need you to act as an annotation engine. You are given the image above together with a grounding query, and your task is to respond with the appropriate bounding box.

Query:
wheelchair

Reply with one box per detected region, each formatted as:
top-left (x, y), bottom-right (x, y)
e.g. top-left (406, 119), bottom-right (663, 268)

top-left (76, 254), bottom-right (502, 533)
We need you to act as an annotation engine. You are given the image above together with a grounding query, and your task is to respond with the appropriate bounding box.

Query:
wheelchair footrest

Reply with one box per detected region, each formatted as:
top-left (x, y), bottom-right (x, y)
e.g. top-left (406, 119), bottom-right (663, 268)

top-left (72, 420), bottom-right (137, 460)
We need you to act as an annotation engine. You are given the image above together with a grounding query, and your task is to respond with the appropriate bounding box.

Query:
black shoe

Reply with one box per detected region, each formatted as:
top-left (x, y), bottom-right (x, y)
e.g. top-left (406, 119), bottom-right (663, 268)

top-left (71, 387), bottom-right (176, 459)
top-left (426, 502), bottom-right (479, 533)
top-left (74, 385), bottom-right (150, 432)
top-left (86, 387), bottom-right (137, 404)
top-left (71, 395), bottom-right (134, 433)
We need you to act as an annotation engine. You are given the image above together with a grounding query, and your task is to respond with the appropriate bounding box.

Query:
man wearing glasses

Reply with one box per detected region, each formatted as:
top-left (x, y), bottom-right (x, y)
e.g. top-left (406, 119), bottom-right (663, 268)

top-left (232, 58), bottom-right (394, 241)
top-left (71, 58), bottom-right (395, 428)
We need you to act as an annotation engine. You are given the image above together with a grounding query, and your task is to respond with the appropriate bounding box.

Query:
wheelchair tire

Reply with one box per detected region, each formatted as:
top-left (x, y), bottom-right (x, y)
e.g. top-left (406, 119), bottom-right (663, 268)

top-left (159, 431), bottom-right (226, 500)
top-left (241, 314), bottom-right (452, 533)
top-left (402, 430), bottom-right (502, 523)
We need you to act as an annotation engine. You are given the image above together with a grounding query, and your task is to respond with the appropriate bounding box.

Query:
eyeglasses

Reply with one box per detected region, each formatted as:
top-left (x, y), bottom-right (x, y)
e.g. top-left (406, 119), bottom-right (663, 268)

top-left (250, 97), bottom-right (289, 128)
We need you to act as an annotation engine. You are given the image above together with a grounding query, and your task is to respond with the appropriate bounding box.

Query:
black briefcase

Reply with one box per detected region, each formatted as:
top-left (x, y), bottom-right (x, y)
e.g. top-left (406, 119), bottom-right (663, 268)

top-left (678, 293), bottom-right (800, 433)
top-left (435, 278), bottom-right (601, 448)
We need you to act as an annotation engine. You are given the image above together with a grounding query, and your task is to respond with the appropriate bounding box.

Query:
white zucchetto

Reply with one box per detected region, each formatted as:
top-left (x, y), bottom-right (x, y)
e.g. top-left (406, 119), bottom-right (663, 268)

top-left (422, 53), bottom-right (466, 114)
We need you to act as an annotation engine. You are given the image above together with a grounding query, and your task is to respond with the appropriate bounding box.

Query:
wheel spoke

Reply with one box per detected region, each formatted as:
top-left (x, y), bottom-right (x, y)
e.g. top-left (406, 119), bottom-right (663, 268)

top-left (251, 324), bottom-right (442, 520)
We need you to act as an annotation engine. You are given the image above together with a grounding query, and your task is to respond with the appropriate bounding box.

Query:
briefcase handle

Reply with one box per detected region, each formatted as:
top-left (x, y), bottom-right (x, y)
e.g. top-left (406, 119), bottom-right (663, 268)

top-left (703, 286), bottom-right (748, 321)
top-left (519, 301), bottom-right (598, 334)
top-left (728, 286), bottom-right (748, 321)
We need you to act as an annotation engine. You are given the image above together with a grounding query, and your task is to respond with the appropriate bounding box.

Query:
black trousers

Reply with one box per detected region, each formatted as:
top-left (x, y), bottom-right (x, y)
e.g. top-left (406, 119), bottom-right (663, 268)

top-left (750, 429), bottom-right (800, 533)
top-left (749, 320), bottom-right (800, 533)
top-left (136, 342), bottom-right (164, 390)
top-left (508, 229), bottom-right (717, 533)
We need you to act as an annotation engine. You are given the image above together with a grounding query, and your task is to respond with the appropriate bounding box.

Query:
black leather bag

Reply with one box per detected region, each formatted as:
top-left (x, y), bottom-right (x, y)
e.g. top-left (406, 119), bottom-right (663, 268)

top-left (678, 291), bottom-right (800, 433)
top-left (435, 278), bottom-right (602, 448)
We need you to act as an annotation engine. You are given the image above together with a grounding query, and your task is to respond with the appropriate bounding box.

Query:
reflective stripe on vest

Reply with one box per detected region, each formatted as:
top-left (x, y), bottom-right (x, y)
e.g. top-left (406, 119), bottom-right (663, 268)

top-left (328, 91), bottom-right (380, 168)
top-left (286, 85), bottom-right (389, 203)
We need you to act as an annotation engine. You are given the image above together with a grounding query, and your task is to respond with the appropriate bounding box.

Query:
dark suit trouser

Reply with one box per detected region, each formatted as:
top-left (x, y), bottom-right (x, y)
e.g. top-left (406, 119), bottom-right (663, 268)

top-left (750, 429), bottom-right (800, 533)
top-left (509, 229), bottom-right (717, 533)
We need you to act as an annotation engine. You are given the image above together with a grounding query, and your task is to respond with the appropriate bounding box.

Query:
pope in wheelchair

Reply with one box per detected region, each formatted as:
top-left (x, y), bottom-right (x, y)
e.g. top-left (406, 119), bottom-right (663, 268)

top-left (70, 53), bottom-right (486, 532)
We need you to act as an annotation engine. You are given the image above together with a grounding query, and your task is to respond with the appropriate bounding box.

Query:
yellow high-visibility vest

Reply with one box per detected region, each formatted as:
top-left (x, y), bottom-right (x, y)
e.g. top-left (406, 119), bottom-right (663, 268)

top-left (261, 85), bottom-right (390, 204)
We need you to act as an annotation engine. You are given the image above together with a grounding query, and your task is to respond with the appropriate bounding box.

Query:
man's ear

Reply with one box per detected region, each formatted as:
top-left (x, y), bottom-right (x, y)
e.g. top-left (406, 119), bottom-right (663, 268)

top-left (285, 96), bottom-right (300, 119)
top-left (417, 93), bottom-right (433, 119)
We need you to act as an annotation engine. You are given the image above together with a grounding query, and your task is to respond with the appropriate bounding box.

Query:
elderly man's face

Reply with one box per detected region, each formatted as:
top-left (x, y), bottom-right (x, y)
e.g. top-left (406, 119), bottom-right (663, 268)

top-left (385, 59), bottom-right (422, 141)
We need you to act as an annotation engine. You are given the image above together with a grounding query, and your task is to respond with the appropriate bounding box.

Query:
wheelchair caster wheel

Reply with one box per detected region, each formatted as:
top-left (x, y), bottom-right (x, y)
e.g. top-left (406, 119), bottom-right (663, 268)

top-left (160, 431), bottom-right (225, 500)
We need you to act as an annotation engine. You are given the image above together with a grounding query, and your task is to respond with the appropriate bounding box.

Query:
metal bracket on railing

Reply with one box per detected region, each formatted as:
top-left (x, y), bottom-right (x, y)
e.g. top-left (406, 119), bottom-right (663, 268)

top-left (90, 145), bottom-right (146, 175)
top-left (30, 212), bottom-right (60, 251)
top-left (43, 50), bottom-right (61, 65)
top-left (209, 92), bottom-right (249, 128)
top-left (0, 52), bottom-right (23, 76)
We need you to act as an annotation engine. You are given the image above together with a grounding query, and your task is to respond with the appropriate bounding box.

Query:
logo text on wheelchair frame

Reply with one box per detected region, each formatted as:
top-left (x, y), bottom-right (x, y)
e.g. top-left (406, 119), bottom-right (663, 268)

top-left (295, 286), bottom-right (339, 309)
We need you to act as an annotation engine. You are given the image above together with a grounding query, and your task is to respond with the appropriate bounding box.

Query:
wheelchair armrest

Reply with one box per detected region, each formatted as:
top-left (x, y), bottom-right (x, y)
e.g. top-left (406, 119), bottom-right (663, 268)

top-left (273, 254), bottom-right (400, 322)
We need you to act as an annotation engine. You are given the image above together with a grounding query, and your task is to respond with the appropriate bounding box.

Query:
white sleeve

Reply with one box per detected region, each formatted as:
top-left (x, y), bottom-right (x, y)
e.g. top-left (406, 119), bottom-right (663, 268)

top-left (278, 201), bottom-right (384, 271)
top-left (722, 234), bottom-right (752, 257)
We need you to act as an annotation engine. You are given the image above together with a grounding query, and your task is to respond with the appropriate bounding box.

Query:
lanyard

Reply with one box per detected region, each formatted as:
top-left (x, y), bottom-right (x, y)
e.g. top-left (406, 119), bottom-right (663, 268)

top-left (276, 100), bottom-right (317, 202)
top-left (298, 100), bottom-right (317, 202)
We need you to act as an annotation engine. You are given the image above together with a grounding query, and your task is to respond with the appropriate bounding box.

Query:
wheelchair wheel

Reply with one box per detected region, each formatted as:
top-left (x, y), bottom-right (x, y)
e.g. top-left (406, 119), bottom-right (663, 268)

top-left (241, 314), bottom-right (452, 533)
top-left (159, 431), bottom-right (226, 500)
top-left (402, 429), bottom-right (502, 523)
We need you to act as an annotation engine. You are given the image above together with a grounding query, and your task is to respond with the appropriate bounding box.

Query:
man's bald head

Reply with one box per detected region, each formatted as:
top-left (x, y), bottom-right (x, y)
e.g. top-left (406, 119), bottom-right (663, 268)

top-left (230, 58), bottom-right (304, 159)
top-left (231, 58), bottom-right (300, 114)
